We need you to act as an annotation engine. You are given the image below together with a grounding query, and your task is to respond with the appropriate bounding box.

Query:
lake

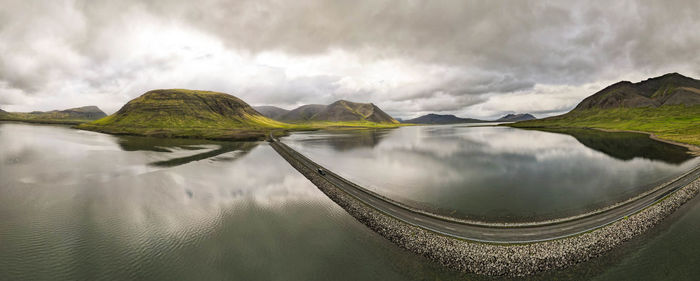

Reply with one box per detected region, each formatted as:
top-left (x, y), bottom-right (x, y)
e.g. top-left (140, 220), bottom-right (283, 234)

top-left (1, 121), bottom-right (699, 281)
top-left (284, 125), bottom-right (699, 222)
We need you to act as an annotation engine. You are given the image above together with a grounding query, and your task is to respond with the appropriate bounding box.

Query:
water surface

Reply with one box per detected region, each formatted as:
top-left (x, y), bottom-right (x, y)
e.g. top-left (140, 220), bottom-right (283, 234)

top-left (284, 125), bottom-right (699, 221)
top-left (1, 122), bottom-right (699, 281)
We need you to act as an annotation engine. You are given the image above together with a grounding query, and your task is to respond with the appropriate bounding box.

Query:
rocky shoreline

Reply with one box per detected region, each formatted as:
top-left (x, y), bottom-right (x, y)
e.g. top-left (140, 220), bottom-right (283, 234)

top-left (272, 142), bottom-right (700, 276)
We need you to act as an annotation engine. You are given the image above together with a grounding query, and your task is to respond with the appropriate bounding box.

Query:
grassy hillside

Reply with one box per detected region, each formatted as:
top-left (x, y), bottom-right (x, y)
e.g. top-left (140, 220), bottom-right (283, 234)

top-left (78, 89), bottom-right (295, 140)
top-left (511, 73), bottom-right (700, 147)
top-left (269, 100), bottom-right (399, 124)
top-left (77, 89), bottom-right (402, 141)
top-left (511, 105), bottom-right (700, 146)
top-left (574, 73), bottom-right (700, 110)
top-left (312, 100), bottom-right (399, 123)
top-left (0, 106), bottom-right (107, 125)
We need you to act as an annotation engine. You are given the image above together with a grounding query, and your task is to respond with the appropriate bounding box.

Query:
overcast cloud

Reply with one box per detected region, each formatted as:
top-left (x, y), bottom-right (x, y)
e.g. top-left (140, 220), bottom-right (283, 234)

top-left (1, 0), bottom-right (699, 119)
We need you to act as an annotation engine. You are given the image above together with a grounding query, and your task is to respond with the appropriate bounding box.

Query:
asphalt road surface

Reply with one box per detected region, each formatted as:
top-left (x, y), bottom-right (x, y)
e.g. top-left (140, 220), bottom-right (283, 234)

top-left (271, 139), bottom-right (700, 243)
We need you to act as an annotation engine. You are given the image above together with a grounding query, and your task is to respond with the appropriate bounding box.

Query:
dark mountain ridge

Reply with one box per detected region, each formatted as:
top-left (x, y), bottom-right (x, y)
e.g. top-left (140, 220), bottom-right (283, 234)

top-left (402, 112), bottom-right (536, 124)
top-left (402, 113), bottom-right (487, 124)
top-left (574, 73), bottom-right (700, 110)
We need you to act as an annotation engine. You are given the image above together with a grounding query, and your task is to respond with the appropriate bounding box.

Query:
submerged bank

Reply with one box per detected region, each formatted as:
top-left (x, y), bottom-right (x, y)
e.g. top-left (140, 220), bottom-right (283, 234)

top-left (272, 139), bottom-right (700, 276)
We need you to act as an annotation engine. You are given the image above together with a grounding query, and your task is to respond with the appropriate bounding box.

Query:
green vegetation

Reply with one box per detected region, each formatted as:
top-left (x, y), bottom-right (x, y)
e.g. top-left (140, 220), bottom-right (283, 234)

top-left (77, 89), bottom-right (402, 141)
top-left (0, 106), bottom-right (107, 125)
top-left (268, 100), bottom-right (399, 124)
top-left (510, 105), bottom-right (700, 146)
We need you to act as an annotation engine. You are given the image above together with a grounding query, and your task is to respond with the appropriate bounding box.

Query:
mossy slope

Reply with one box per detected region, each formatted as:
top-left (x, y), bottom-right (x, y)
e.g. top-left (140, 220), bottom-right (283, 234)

top-left (78, 89), bottom-right (290, 140)
top-left (511, 72), bottom-right (700, 147)
top-left (271, 100), bottom-right (399, 124)
top-left (511, 105), bottom-right (700, 146)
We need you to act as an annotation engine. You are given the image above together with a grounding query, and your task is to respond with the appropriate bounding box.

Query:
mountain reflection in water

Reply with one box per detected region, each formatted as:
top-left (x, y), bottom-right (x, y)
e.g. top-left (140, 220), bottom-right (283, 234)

top-left (116, 136), bottom-right (259, 167)
top-left (285, 125), bottom-right (699, 222)
top-left (285, 129), bottom-right (392, 151)
top-left (535, 128), bottom-right (694, 164)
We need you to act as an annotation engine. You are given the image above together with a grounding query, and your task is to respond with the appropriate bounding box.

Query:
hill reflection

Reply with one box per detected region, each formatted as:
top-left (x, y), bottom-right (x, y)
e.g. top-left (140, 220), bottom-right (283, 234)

top-left (292, 129), bottom-right (392, 151)
top-left (115, 136), bottom-right (259, 167)
top-left (537, 128), bottom-right (694, 164)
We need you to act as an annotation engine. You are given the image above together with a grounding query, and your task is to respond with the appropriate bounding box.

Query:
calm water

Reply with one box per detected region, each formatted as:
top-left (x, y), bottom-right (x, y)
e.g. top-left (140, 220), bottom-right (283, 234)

top-left (285, 125), bottom-right (699, 221)
top-left (1, 122), bottom-right (700, 281)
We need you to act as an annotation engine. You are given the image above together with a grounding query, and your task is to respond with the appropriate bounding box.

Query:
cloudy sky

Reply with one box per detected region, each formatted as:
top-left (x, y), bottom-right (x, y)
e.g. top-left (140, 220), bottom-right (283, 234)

top-left (1, 0), bottom-right (699, 119)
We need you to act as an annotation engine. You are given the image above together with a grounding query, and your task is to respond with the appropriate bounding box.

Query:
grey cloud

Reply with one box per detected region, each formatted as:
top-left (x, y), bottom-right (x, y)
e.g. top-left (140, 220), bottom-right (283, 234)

top-left (1, 0), bottom-right (699, 117)
top-left (153, 0), bottom-right (700, 83)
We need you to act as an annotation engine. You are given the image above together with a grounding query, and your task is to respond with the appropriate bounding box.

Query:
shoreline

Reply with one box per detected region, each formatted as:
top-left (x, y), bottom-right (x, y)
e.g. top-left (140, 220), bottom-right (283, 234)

top-left (272, 140), bottom-right (700, 276)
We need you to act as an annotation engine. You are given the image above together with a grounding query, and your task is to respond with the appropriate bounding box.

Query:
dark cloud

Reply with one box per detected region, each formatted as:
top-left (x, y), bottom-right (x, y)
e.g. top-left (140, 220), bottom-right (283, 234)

top-left (0, 0), bottom-right (698, 117)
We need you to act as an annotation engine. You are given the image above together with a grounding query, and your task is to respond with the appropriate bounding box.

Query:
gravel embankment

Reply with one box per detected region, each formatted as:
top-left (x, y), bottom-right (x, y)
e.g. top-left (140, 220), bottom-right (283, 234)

top-left (272, 142), bottom-right (700, 276)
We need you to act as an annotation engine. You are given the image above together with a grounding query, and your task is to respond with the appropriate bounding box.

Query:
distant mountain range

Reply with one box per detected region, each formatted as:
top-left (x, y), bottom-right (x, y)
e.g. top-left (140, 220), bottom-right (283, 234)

top-left (0, 106), bottom-right (107, 124)
top-left (574, 72), bottom-right (700, 110)
top-left (401, 113), bottom-right (536, 124)
top-left (255, 100), bottom-right (399, 124)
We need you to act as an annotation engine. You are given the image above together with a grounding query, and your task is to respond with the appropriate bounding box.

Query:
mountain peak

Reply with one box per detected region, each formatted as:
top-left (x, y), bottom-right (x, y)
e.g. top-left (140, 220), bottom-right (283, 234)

top-left (496, 113), bottom-right (536, 122)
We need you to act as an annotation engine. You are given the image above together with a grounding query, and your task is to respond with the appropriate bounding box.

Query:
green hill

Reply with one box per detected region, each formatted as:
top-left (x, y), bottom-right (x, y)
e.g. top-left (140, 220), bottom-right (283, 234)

top-left (511, 73), bottom-right (700, 147)
top-left (0, 106), bottom-right (107, 124)
top-left (268, 100), bottom-right (399, 124)
top-left (78, 89), bottom-right (290, 141)
top-left (574, 73), bottom-right (700, 110)
top-left (313, 100), bottom-right (398, 123)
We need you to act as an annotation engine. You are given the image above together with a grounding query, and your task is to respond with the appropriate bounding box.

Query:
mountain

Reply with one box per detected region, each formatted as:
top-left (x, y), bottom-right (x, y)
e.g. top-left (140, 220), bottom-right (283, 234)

top-left (496, 113), bottom-right (536, 122)
top-left (0, 105), bottom-right (107, 124)
top-left (78, 89), bottom-right (288, 140)
top-left (32, 106), bottom-right (107, 120)
top-left (274, 100), bottom-right (398, 124)
top-left (253, 106), bottom-right (289, 119)
top-left (312, 100), bottom-right (398, 123)
top-left (574, 73), bottom-right (700, 110)
top-left (402, 113), bottom-right (487, 124)
top-left (277, 104), bottom-right (327, 122)
top-left (510, 73), bottom-right (700, 147)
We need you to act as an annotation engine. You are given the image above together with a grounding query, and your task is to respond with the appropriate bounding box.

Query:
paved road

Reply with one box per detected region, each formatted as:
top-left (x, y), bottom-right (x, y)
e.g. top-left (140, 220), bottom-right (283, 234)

top-left (271, 139), bottom-right (700, 243)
